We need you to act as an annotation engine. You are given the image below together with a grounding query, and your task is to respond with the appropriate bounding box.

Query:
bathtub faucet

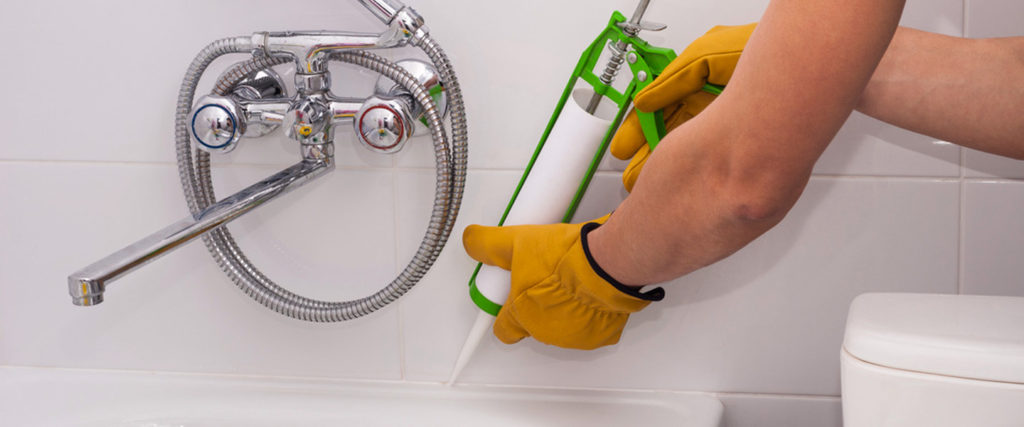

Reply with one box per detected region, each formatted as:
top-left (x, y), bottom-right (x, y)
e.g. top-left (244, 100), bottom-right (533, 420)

top-left (68, 0), bottom-right (467, 322)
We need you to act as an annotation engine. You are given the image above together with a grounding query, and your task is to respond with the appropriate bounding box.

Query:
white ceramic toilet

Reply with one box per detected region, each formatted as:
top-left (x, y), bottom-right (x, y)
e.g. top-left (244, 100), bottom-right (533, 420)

top-left (841, 293), bottom-right (1024, 426)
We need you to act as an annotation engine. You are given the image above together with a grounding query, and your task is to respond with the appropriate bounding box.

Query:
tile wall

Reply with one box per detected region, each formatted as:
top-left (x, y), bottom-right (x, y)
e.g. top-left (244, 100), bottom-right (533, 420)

top-left (0, 0), bottom-right (1020, 426)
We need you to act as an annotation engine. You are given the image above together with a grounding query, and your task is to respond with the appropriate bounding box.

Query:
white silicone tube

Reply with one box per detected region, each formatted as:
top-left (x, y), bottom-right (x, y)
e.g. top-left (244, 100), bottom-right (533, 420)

top-left (448, 88), bottom-right (614, 385)
top-left (474, 87), bottom-right (615, 306)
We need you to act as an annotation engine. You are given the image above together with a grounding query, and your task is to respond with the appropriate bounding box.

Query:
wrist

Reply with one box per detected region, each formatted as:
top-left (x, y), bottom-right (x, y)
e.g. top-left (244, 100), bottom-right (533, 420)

top-left (581, 222), bottom-right (663, 302)
top-left (581, 221), bottom-right (652, 290)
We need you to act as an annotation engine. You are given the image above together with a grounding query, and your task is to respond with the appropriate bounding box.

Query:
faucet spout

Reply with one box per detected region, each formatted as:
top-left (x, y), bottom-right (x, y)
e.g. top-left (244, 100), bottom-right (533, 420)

top-left (67, 154), bottom-right (334, 306)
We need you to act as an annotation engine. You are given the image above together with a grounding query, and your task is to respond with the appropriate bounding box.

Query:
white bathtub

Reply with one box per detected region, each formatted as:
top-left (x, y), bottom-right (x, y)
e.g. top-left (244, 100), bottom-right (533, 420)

top-left (0, 366), bottom-right (722, 426)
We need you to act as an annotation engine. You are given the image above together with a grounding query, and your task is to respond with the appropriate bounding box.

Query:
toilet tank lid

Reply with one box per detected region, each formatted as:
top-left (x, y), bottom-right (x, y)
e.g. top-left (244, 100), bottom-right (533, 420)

top-left (844, 293), bottom-right (1024, 384)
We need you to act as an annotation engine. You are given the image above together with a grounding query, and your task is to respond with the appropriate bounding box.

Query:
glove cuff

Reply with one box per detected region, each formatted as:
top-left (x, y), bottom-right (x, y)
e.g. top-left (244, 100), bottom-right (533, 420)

top-left (580, 222), bottom-right (665, 302)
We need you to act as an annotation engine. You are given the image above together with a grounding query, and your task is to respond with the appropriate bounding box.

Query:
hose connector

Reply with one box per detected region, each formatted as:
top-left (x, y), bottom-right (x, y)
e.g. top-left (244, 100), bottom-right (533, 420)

top-left (358, 0), bottom-right (408, 24)
top-left (386, 7), bottom-right (429, 46)
top-left (358, 0), bottom-right (429, 45)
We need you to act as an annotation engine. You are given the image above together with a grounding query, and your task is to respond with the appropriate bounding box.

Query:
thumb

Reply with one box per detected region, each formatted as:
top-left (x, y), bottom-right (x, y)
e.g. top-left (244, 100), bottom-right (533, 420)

top-left (611, 103), bottom-right (684, 160)
top-left (493, 307), bottom-right (530, 344)
top-left (622, 144), bottom-right (651, 192)
top-left (462, 224), bottom-right (519, 270)
top-left (633, 62), bottom-right (708, 113)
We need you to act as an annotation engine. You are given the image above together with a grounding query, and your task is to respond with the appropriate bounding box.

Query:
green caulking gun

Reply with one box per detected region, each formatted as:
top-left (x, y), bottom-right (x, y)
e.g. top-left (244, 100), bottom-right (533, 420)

top-left (447, 0), bottom-right (724, 384)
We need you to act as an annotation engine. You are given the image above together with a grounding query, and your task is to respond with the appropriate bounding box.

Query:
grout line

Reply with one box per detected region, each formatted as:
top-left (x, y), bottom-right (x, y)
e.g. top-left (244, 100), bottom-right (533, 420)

top-left (396, 303), bottom-right (408, 381)
top-left (962, 0), bottom-right (969, 38)
top-left (813, 175), bottom-right (1024, 184)
top-left (5, 158), bottom-right (1024, 182)
top-left (961, 178), bottom-right (1024, 183)
top-left (713, 391), bottom-right (841, 401)
top-left (427, 379), bottom-right (841, 401)
top-left (0, 364), bottom-right (411, 386)
top-left (429, 376), bottom-right (841, 400)
top-left (0, 364), bottom-right (845, 401)
top-left (958, 115), bottom-right (967, 295)
top-left (392, 166), bottom-right (407, 381)
top-left (808, 174), bottom-right (958, 182)
top-left (958, 187), bottom-right (966, 295)
top-left (0, 157), bottom-right (381, 170)
top-left (958, 152), bottom-right (967, 295)
top-left (0, 158), bottom-right (183, 167)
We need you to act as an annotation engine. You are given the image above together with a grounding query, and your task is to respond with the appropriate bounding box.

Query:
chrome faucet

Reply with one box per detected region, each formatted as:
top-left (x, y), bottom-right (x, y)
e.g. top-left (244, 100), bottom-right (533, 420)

top-left (68, 0), bottom-right (467, 322)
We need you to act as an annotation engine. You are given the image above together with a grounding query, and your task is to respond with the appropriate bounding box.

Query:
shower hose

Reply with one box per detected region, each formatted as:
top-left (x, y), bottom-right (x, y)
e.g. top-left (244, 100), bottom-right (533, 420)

top-left (174, 35), bottom-right (467, 322)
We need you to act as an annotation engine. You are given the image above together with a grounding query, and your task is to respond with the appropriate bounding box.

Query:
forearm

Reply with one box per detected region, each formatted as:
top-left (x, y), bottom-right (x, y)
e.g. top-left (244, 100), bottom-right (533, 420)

top-left (858, 27), bottom-right (1024, 158)
top-left (590, 118), bottom-right (802, 284)
top-left (589, 0), bottom-right (905, 285)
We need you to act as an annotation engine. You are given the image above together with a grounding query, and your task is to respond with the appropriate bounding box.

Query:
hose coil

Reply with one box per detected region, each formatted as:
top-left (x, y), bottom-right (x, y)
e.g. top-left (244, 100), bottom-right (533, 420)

top-left (174, 36), bottom-right (467, 321)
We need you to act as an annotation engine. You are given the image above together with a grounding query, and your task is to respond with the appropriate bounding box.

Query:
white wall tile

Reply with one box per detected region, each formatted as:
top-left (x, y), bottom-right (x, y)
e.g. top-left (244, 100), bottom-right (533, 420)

top-left (719, 394), bottom-right (842, 427)
top-left (0, 0), bottom-right (389, 167)
top-left (395, 169), bottom-right (626, 382)
top-left (813, 0), bottom-right (964, 177)
top-left (814, 112), bottom-right (961, 177)
top-left (397, 0), bottom-right (968, 176)
top-left (962, 181), bottom-right (1024, 297)
top-left (572, 172), bottom-right (633, 220)
top-left (964, 150), bottom-right (1024, 179)
top-left (965, 0), bottom-right (1024, 38)
top-left (396, 172), bottom-right (959, 394)
top-left (401, 0), bottom-right (963, 176)
top-left (0, 161), bottom-right (402, 379)
top-left (394, 169), bottom-right (524, 381)
top-left (901, 0), bottom-right (965, 37)
top-left (962, 0), bottom-right (1024, 178)
top-left (0, 0), bottom-right (966, 176)
top-left (212, 164), bottom-right (400, 303)
top-left (393, 0), bottom-right (770, 170)
top-left (0, 0), bottom-right (987, 405)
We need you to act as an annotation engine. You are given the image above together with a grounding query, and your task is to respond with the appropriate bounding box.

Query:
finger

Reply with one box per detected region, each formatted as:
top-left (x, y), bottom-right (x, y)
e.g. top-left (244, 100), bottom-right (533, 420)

top-left (669, 92), bottom-right (716, 130)
top-left (462, 224), bottom-right (519, 270)
top-left (493, 307), bottom-right (529, 344)
top-left (609, 110), bottom-right (645, 160)
top-left (634, 62), bottom-right (708, 113)
top-left (635, 23), bottom-right (756, 112)
top-left (622, 144), bottom-right (651, 192)
top-left (664, 108), bottom-right (695, 131)
top-left (617, 104), bottom-right (697, 193)
top-left (611, 103), bottom-right (684, 160)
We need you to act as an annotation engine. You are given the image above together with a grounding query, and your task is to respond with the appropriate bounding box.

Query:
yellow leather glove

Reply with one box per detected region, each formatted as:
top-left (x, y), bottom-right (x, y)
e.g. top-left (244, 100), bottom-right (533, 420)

top-left (611, 23), bottom-right (756, 192)
top-left (463, 216), bottom-right (664, 350)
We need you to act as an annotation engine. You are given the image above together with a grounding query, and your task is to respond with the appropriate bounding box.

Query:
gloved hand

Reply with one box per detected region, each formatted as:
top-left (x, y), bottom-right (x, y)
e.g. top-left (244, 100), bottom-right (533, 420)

top-left (463, 216), bottom-right (664, 350)
top-left (611, 23), bottom-right (756, 192)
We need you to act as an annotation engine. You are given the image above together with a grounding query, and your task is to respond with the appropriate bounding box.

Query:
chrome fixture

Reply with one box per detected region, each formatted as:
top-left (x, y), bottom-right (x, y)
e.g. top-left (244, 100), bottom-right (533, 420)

top-left (68, 0), bottom-right (468, 322)
top-left (357, 59), bottom-right (447, 153)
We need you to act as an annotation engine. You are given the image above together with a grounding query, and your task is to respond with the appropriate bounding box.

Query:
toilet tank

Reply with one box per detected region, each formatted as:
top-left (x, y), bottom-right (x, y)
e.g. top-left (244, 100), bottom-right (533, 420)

top-left (841, 293), bottom-right (1024, 427)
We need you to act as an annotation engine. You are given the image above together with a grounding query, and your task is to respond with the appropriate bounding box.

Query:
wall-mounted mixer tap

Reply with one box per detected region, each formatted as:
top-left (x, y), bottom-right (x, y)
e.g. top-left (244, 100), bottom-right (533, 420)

top-left (68, 0), bottom-right (467, 322)
top-left (191, 59), bottom-right (443, 154)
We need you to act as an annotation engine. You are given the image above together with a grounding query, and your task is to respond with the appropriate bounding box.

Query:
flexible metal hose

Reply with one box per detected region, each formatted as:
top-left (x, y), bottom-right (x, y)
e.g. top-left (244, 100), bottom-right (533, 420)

top-left (414, 35), bottom-right (468, 258)
top-left (174, 35), bottom-right (467, 321)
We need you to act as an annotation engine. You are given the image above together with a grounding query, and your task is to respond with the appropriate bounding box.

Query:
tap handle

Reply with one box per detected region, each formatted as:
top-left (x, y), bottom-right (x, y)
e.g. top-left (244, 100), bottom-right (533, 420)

top-left (355, 96), bottom-right (413, 153)
top-left (191, 96), bottom-right (245, 153)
